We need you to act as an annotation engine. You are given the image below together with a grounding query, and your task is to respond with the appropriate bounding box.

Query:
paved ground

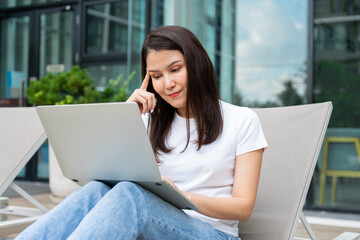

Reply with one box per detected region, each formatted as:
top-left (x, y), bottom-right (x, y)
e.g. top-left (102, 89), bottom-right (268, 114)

top-left (3, 181), bottom-right (50, 198)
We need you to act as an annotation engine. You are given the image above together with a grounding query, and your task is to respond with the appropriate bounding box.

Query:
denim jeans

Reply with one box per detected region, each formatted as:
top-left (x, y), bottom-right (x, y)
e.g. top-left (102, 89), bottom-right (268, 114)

top-left (15, 181), bottom-right (238, 240)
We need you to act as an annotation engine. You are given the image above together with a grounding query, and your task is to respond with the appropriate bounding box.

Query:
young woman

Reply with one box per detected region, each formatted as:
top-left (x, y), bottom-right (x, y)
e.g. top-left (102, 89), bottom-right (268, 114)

top-left (15, 26), bottom-right (267, 240)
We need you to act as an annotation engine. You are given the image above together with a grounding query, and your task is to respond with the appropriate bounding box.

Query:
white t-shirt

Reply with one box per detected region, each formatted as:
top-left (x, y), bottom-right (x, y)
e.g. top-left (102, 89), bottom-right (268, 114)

top-left (143, 100), bottom-right (268, 237)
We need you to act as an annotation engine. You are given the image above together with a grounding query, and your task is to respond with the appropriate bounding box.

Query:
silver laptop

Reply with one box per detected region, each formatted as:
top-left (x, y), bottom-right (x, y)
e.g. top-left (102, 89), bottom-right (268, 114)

top-left (36, 102), bottom-right (197, 210)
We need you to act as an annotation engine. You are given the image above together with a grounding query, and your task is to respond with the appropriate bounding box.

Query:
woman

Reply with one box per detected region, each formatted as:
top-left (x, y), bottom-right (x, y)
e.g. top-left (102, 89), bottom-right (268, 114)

top-left (16, 26), bottom-right (267, 240)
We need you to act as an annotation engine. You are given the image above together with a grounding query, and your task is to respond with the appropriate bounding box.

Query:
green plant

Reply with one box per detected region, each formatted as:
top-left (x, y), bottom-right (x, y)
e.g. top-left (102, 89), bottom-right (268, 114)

top-left (26, 65), bottom-right (134, 105)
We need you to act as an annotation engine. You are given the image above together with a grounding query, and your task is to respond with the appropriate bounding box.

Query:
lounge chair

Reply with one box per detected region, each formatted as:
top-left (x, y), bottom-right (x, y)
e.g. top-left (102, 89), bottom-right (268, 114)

top-left (0, 108), bottom-right (48, 236)
top-left (238, 102), bottom-right (333, 240)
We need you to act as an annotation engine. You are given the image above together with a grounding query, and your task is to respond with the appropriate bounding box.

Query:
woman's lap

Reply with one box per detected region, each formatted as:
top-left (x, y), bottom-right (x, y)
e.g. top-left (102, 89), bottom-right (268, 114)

top-left (16, 181), bottom-right (237, 240)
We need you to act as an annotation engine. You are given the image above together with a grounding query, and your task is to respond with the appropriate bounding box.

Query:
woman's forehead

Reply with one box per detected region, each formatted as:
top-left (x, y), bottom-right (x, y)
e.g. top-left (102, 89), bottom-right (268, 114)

top-left (146, 50), bottom-right (184, 70)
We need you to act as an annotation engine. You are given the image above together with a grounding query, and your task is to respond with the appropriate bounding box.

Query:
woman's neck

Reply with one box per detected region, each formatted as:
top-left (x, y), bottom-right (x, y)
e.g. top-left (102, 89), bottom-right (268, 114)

top-left (176, 107), bottom-right (193, 118)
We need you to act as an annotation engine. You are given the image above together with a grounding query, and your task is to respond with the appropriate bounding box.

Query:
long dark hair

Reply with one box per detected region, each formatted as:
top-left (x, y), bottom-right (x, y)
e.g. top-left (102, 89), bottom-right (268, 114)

top-left (141, 25), bottom-right (223, 156)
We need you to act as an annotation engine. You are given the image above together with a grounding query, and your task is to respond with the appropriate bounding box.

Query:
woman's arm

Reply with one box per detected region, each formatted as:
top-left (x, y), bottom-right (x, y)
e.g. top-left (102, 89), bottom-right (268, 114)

top-left (164, 148), bottom-right (264, 221)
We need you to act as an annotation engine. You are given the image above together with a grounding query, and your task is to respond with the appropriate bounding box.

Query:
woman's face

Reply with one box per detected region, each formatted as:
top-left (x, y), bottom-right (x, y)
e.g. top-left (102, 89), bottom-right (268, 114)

top-left (146, 50), bottom-right (189, 117)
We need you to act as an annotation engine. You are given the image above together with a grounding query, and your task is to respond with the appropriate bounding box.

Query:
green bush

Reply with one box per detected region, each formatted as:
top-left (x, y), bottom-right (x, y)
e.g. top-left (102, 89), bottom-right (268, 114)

top-left (26, 65), bottom-right (134, 105)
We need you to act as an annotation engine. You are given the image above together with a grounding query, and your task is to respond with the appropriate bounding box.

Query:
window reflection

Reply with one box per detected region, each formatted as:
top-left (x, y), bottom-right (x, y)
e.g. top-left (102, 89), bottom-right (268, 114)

top-left (0, 0), bottom-right (58, 9)
top-left (0, 16), bottom-right (29, 98)
top-left (314, 22), bottom-right (360, 53)
top-left (85, 0), bottom-right (145, 55)
top-left (86, 63), bottom-right (141, 93)
top-left (87, 64), bottom-right (127, 89)
top-left (38, 141), bottom-right (49, 179)
top-left (39, 11), bottom-right (73, 78)
top-left (313, 0), bottom-right (360, 210)
top-left (235, 0), bottom-right (307, 107)
top-left (315, 0), bottom-right (360, 18)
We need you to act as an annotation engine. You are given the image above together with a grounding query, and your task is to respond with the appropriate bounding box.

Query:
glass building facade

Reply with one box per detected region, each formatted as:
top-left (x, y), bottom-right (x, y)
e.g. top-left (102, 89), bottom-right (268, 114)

top-left (236, 0), bottom-right (360, 213)
top-left (312, 0), bottom-right (360, 212)
top-left (0, 0), bottom-right (359, 213)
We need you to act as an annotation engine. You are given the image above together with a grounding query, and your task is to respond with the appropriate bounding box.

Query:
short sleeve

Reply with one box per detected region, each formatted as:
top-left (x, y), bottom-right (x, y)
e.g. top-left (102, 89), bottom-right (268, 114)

top-left (235, 109), bottom-right (268, 156)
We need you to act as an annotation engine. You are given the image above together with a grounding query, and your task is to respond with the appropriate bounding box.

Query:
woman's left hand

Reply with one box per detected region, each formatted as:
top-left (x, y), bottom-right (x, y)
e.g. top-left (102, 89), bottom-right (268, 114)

top-left (161, 176), bottom-right (180, 191)
top-left (161, 176), bottom-right (192, 200)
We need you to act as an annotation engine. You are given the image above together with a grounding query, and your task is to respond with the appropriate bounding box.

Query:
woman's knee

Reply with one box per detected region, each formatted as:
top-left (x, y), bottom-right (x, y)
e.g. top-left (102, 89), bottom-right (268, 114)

top-left (111, 181), bottom-right (150, 207)
top-left (112, 181), bottom-right (143, 194)
top-left (79, 181), bottom-right (110, 196)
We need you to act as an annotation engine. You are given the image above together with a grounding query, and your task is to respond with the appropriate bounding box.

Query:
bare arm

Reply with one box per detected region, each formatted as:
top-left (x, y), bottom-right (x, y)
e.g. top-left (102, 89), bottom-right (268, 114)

top-left (164, 148), bottom-right (264, 221)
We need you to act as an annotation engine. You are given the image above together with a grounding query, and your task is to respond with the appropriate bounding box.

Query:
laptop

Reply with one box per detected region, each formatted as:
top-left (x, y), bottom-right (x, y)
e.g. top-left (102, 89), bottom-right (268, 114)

top-left (36, 102), bottom-right (197, 210)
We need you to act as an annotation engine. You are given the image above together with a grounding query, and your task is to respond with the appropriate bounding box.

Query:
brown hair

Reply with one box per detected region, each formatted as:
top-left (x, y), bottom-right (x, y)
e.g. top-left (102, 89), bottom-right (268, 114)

top-left (141, 25), bottom-right (223, 156)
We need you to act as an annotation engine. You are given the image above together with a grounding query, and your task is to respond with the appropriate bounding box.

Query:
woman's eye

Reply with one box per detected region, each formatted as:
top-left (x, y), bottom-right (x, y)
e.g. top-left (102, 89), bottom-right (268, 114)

top-left (171, 67), bottom-right (180, 72)
top-left (152, 75), bottom-right (161, 79)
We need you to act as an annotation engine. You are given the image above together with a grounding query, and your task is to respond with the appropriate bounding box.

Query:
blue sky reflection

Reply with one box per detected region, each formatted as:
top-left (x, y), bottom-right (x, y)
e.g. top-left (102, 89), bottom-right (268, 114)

top-left (236, 0), bottom-right (308, 105)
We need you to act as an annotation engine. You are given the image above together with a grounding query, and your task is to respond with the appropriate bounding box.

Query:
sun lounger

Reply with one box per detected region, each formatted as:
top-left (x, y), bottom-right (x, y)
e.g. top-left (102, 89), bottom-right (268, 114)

top-left (0, 107), bottom-right (48, 236)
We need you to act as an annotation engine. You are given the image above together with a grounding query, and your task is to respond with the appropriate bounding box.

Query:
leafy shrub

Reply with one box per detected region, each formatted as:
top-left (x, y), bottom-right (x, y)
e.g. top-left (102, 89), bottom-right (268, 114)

top-left (26, 65), bottom-right (134, 105)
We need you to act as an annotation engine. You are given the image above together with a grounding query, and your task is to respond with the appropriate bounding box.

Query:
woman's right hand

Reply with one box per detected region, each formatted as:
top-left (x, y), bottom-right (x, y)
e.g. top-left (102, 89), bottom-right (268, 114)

top-left (126, 69), bottom-right (157, 114)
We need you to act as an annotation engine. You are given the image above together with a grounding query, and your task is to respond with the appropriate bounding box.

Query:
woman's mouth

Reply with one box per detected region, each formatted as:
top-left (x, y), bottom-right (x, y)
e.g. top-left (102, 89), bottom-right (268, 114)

top-left (168, 90), bottom-right (181, 98)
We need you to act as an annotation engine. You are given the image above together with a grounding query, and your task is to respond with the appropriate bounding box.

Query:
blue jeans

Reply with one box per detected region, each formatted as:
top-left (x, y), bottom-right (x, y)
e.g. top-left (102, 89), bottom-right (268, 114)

top-left (15, 181), bottom-right (238, 239)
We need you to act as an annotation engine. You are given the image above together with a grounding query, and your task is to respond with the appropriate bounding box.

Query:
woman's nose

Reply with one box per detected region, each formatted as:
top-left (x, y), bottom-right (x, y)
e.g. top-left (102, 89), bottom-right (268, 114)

top-left (164, 75), bottom-right (175, 89)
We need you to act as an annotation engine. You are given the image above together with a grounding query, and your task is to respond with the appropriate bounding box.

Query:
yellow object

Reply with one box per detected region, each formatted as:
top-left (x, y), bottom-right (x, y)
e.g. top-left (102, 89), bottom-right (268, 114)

top-left (319, 137), bottom-right (360, 205)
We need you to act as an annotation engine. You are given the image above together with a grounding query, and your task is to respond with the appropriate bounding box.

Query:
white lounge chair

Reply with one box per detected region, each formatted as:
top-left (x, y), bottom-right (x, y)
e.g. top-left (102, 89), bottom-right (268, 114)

top-left (238, 102), bottom-right (333, 240)
top-left (0, 108), bottom-right (48, 236)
